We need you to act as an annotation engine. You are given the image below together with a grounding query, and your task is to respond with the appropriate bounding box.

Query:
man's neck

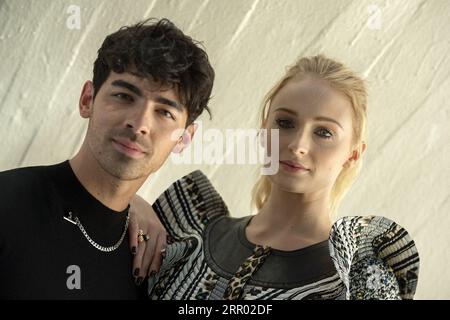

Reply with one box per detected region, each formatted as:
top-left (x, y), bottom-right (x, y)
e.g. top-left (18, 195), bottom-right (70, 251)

top-left (69, 152), bottom-right (146, 212)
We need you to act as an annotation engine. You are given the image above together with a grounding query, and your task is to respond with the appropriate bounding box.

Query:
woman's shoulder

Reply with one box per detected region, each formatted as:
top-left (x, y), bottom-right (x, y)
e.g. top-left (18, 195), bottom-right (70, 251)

top-left (152, 170), bottom-right (230, 239)
top-left (328, 215), bottom-right (420, 299)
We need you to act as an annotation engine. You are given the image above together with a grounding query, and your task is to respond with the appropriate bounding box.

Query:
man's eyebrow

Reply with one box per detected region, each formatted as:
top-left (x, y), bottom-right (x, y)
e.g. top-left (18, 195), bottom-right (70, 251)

top-left (111, 80), bottom-right (143, 97)
top-left (155, 96), bottom-right (182, 112)
top-left (111, 79), bottom-right (182, 112)
top-left (274, 107), bottom-right (343, 129)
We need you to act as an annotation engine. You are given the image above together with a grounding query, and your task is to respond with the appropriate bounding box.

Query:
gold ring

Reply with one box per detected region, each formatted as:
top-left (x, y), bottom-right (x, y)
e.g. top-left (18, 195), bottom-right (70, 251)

top-left (138, 229), bottom-right (145, 243)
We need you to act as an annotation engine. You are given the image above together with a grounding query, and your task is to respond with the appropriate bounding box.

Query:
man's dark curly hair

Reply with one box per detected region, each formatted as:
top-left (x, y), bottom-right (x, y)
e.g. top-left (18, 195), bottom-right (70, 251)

top-left (92, 18), bottom-right (214, 125)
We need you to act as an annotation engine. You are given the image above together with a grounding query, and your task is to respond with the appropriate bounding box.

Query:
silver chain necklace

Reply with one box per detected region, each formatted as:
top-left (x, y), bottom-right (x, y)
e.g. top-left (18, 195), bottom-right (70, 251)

top-left (64, 211), bottom-right (129, 253)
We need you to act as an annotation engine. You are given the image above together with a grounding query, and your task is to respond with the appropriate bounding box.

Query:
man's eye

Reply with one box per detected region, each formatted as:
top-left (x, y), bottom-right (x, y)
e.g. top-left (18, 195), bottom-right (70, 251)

top-left (315, 128), bottom-right (333, 139)
top-left (113, 93), bottom-right (134, 102)
top-left (275, 119), bottom-right (294, 129)
top-left (158, 109), bottom-right (175, 120)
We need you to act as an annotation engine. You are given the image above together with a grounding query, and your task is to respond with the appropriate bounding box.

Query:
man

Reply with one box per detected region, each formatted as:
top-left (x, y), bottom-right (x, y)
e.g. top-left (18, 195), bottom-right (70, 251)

top-left (0, 18), bottom-right (214, 299)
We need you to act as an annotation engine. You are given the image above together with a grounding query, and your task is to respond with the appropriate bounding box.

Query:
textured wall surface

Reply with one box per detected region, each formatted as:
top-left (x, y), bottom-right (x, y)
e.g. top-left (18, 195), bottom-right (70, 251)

top-left (0, 0), bottom-right (449, 299)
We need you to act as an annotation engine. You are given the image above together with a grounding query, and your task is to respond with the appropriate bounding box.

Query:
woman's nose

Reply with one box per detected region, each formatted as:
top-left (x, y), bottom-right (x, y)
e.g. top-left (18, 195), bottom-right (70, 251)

top-left (288, 130), bottom-right (309, 155)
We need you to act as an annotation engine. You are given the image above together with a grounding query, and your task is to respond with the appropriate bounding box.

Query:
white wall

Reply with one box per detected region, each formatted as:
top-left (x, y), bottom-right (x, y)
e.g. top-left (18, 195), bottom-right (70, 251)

top-left (0, 0), bottom-right (449, 299)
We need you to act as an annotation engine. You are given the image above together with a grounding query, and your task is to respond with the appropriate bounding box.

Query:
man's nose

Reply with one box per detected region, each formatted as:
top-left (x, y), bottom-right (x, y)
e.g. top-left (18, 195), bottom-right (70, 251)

top-left (125, 104), bottom-right (154, 136)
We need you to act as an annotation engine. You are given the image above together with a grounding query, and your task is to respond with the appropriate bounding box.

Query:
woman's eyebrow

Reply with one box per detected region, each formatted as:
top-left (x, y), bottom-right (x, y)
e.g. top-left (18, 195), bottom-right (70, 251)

top-left (274, 107), bottom-right (297, 116)
top-left (314, 116), bottom-right (343, 129)
top-left (274, 107), bottom-right (343, 129)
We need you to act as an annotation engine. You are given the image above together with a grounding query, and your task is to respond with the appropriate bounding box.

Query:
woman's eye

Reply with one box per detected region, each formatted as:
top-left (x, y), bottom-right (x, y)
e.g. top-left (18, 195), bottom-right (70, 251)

top-left (113, 93), bottom-right (134, 102)
top-left (315, 128), bottom-right (333, 139)
top-left (275, 119), bottom-right (294, 129)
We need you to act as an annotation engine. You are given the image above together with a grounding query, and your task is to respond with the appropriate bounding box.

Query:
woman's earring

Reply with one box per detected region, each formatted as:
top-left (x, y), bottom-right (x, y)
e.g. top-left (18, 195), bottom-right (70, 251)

top-left (259, 129), bottom-right (267, 148)
top-left (344, 151), bottom-right (359, 168)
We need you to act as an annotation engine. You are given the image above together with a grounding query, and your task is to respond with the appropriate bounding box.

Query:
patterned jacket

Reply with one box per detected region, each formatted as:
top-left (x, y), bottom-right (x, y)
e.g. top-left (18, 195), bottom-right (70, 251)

top-left (148, 170), bottom-right (419, 300)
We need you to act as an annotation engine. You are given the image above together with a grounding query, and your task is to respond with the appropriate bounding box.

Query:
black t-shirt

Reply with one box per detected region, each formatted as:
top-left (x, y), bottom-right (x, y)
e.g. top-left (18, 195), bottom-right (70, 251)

top-left (0, 161), bottom-right (146, 299)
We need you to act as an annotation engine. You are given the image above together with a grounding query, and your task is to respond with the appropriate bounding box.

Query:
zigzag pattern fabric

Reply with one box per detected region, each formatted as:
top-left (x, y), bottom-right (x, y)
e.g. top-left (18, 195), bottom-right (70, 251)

top-left (148, 170), bottom-right (420, 300)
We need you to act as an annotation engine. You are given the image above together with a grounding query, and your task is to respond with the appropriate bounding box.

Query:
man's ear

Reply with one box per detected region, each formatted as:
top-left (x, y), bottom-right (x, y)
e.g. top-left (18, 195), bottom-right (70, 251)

top-left (171, 122), bottom-right (198, 154)
top-left (79, 81), bottom-right (95, 119)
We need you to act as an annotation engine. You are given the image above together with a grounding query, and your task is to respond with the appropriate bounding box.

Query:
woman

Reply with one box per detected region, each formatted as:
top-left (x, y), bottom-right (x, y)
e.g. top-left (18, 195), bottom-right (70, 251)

top-left (143, 54), bottom-right (420, 300)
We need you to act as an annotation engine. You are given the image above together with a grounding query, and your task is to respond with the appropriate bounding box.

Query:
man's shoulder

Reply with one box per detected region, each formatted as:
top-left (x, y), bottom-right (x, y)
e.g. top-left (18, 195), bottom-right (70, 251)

top-left (0, 162), bottom-right (64, 201)
top-left (0, 164), bottom-right (51, 185)
top-left (0, 163), bottom-right (68, 236)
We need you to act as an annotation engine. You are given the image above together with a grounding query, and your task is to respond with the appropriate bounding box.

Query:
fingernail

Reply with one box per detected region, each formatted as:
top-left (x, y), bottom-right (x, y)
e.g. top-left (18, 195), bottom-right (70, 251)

top-left (161, 248), bottom-right (166, 258)
top-left (131, 246), bottom-right (137, 255)
top-left (133, 268), bottom-right (140, 277)
top-left (135, 277), bottom-right (143, 285)
top-left (149, 270), bottom-right (156, 277)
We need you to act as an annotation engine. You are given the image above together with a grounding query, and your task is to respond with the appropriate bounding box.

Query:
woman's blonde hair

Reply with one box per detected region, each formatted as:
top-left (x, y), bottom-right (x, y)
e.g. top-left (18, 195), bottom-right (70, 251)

top-left (251, 54), bottom-right (368, 217)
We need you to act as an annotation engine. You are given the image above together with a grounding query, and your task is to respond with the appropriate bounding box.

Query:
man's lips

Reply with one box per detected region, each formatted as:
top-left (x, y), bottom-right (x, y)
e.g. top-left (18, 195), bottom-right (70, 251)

top-left (114, 138), bottom-right (144, 152)
top-left (112, 138), bottom-right (146, 157)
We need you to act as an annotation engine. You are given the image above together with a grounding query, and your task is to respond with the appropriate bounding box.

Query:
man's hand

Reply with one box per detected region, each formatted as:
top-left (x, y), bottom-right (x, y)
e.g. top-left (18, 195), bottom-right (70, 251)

top-left (128, 194), bottom-right (167, 285)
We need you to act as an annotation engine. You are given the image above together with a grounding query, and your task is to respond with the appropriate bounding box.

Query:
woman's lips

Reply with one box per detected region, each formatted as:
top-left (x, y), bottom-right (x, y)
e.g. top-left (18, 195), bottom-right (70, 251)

top-left (280, 161), bottom-right (310, 173)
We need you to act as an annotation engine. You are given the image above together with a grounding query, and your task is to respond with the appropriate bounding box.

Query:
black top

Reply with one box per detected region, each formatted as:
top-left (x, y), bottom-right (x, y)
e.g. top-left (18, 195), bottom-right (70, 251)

top-left (205, 216), bottom-right (337, 289)
top-left (0, 161), bottom-right (144, 299)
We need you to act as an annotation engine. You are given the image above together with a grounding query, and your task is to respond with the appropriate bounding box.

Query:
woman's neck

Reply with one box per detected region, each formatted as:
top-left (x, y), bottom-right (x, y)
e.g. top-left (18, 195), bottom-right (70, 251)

top-left (246, 185), bottom-right (333, 251)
